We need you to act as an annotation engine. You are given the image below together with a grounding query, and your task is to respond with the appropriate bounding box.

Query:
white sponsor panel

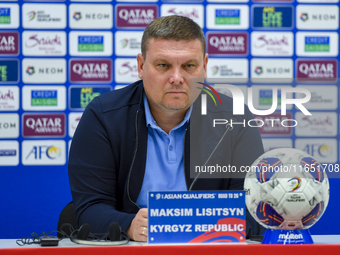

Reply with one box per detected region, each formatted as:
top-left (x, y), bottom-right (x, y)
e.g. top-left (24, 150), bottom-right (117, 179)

top-left (22, 140), bottom-right (66, 165)
top-left (295, 138), bottom-right (337, 163)
top-left (206, 5), bottom-right (249, 30)
top-left (0, 140), bottom-right (19, 166)
top-left (22, 31), bottom-right (66, 56)
top-left (22, 85), bottom-right (66, 111)
top-left (251, 58), bottom-right (293, 83)
top-left (115, 31), bottom-right (143, 56)
top-left (0, 113), bottom-right (19, 138)
top-left (251, 32), bottom-right (294, 56)
top-left (69, 4), bottom-right (113, 29)
top-left (298, 0), bottom-right (338, 2)
top-left (0, 86), bottom-right (19, 111)
top-left (0, 4), bottom-right (19, 28)
top-left (262, 138), bottom-right (293, 152)
top-left (114, 58), bottom-right (139, 83)
top-left (68, 112), bottom-right (83, 138)
top-left (295, 112), bottom-right (337, 137)
top-left (22, 4), bottom-right (66, 29)
top-left (249, 85), bottom-right (293, 110)
top-left (22, 58), bottom-right (66, 84)
top-left (161, 4), bottom-right (204, 28)
top-left (116, 0), bottom-right (157, 2)
top-left (296, 32), bottom-right (338, 57)
top-left (208, 0), bottom-right (248, 2)
top-left (295, 85), bottom-right (337, 110)
top-left (71, 0), bottom-right (112, 2)
top-left (206, 58), bottom-right (248, 83)
top-left (69, 31), bottom-right (113, 56)
top-left (296, 5), bottom-right (339, 30)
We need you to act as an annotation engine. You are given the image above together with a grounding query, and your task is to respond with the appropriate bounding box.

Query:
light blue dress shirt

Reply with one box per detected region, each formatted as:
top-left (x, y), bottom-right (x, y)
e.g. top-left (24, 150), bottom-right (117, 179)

top-left (136, 94), bottom-right (192, 208)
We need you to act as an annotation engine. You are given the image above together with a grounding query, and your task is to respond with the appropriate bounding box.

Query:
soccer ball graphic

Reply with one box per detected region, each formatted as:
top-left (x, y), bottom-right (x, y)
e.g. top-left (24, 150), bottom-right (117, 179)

top-left (244, 148), bottom-right (330, 230)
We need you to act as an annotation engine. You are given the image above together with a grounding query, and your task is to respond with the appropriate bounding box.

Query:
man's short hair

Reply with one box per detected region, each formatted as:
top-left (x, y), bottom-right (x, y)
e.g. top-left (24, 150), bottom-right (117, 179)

top-left (141, 15), bottom-right (206, 58)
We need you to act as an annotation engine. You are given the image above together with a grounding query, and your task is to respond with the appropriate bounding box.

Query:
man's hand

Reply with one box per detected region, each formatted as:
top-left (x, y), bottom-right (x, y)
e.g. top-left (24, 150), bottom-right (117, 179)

top-left (126, 208), bottom-right (148, 242)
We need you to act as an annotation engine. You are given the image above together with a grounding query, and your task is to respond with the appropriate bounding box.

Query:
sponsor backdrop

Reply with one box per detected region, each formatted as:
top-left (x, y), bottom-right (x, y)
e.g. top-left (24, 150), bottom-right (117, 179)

top-left (0, 0), bottom-right (339, 238)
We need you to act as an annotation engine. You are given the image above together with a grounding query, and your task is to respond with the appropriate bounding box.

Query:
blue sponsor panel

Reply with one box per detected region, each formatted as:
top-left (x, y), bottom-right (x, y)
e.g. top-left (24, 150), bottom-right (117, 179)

top-left (0, 60), bottom-right (18, 82)
top-left (69, 86), bottom-right (112, 110)
top-left (148, 191), bottom-right (246, 243)
top-left (252, 6), bottom-right (293, 29)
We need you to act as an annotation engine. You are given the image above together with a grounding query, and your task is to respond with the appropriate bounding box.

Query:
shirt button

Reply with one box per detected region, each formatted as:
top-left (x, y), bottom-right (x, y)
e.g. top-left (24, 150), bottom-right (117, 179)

top-left (169, 145), bottom-right (173, 151)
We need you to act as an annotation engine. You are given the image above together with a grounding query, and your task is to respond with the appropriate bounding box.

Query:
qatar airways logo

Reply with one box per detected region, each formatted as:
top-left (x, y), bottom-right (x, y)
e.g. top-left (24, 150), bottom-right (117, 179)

top-left (207, 32), bottom-right (247, 55)
top-left (116, 5), bottom-right (157, 28)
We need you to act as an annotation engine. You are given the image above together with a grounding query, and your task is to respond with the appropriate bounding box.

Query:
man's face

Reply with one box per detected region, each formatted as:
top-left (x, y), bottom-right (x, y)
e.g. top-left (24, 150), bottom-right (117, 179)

top-left (137, 38), bottom-right (208, 115)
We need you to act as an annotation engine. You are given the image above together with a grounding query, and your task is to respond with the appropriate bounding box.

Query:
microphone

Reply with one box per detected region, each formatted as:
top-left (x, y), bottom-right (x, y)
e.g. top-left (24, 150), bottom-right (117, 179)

top-left (189, 118), bottom-right (236, 191)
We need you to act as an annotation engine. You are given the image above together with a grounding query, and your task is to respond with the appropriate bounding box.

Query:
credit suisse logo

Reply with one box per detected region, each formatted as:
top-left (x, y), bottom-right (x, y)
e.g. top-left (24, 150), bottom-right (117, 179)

top-left (207, 32), bottom-right (248, 56)
top-left (250, 85), bottom-right (293, 110)
top-left (114, 58), bottom-right (139, 83)
top-left (0, 141), bottom-right (19, 166)
top-left (296, 32), bottom-right (338, 57)
top-left (0, 86), bottom-right (19, 111)
top-left (69, 31), bottom-right (112, 56)
top-left (69, 86), bottom-right (112, 110)
top-left (295, 139), bottom-right (337, 163)
top-left (22, 113), bottom-right (66, 138)
top-left (161, 4), bottom-right (204, 28)
top-left (206, 58), bottom-right (248, 83)
top-left (0, 32), bottom-right (19, 55)
top-left (206, 5), bottom-right (249, 29)
top-left (251, 32), bottom-right (293, 56)
top-left (116, 5), bottom-right (157, 28)
top-left (22, 86), bottom-right (66, 111)
top-left (254, 113), bottom-right (293, 136)
top-left (22, 140), bottom-right (66, 166)
top-left (70, 59), bottom-right (112, 83)
top-left (69, 4), bottom-right (113, 29)
top-left (252, 6), bottom-right (293, 29)
top-left (0, 113), bottom-right (19, 138)
top-left (296, 5), bottom-right (339, 30)
top-left (22, 3), bottom-right (66, 29)
top-left (22, 58), bottom-right (66, 84)
top-left (115, 31), bottom-right (143, 56)
top-left (296, 59), bottom-right (337, 82)
top-left (295, 112), bottom-right (337, 137)
top-left (22, 31), bottom-right (66, 56)
top-left (0, 4), bottom-right (19, 28)
top-left (0, 59), bottom-right (18, 83)
top-left (295, 85), bottom-right (337, 110)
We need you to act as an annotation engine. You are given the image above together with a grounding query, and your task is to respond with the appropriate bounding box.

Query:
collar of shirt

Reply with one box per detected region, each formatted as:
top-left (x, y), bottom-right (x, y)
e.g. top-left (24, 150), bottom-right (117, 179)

top-left (143, 93), bottom-right (192, 133)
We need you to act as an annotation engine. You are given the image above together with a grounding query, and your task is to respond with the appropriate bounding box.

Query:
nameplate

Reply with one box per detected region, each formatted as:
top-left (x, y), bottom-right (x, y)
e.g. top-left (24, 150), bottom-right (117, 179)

top-left (148, 191), bottom-right (246, 243)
